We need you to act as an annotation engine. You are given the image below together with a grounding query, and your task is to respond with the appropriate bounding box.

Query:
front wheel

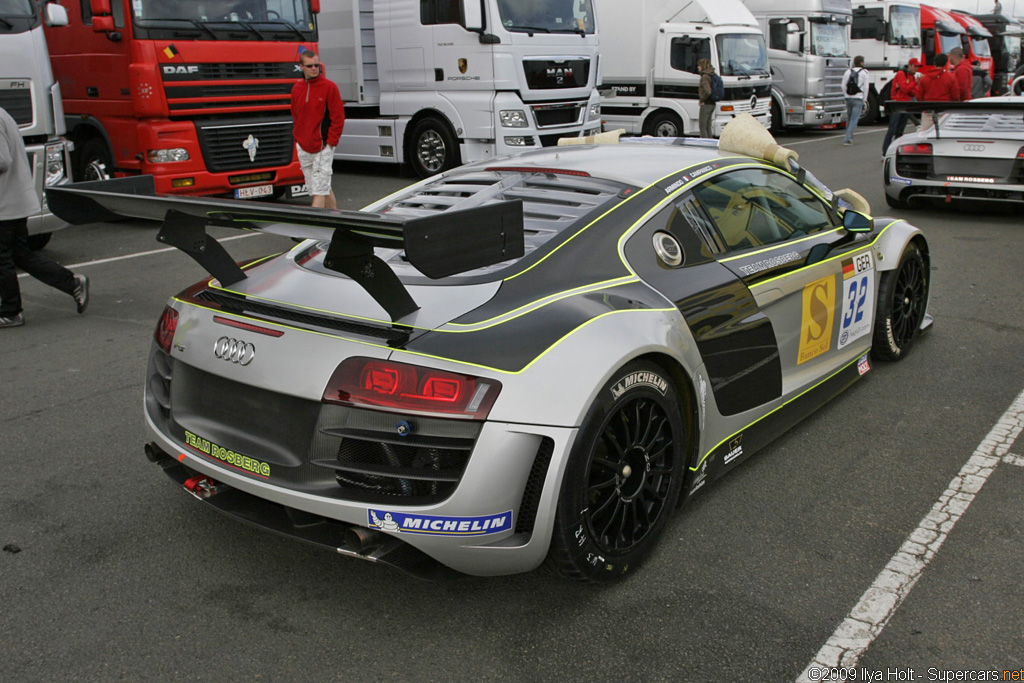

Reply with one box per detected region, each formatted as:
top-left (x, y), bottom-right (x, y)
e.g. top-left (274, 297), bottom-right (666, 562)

top-left (872, 242), bottom-right (928, 361)
top-left (860, 89), bottom-right (880, 125)
top-left (645, 111), bottom-right (684, 138)
top-left (74, 138), bottom-right (113, 182)
top-left (408, 117), bottom-right (460, 178)
top-left (769, 99), bottom-right (783, 136)
top-left (546, 361), bottom-right (686, 582)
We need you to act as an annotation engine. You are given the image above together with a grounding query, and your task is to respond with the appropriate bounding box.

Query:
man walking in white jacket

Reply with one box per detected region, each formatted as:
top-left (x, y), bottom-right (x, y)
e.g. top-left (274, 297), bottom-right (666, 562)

top-left (842, 55), bottom-right (870, 146)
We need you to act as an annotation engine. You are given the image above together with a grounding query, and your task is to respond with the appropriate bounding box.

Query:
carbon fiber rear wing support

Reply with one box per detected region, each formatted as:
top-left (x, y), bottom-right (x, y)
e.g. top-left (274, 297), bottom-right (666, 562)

top-left (46, 176), bottom-right (525, 322)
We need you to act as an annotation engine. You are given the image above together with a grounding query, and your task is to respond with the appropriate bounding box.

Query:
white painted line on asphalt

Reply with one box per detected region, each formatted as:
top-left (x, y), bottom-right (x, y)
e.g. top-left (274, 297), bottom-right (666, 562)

top-left (18, 232), bottom-right (259, 278)
top-left (1004, 453), bottom-right (1024, 467)
top-left (797, 387), bottom-right (1024, 682)
top-left (785, 127), bottom-right (885, 147)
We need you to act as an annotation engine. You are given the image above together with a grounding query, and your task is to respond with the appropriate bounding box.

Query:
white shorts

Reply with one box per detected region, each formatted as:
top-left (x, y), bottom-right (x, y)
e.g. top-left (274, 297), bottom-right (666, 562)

top-left (296, 144), bottom-right (335, 196)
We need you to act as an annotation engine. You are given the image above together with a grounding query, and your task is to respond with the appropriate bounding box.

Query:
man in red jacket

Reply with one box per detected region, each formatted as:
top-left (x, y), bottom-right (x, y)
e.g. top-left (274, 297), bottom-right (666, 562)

top-left (917, 54), bottom-right (960, 130)
top-left (883, 58), bottom-right (920, 154)
top-left (291, 49), bottom-right (345, 209)
top-left (948, 48), bottom-right (973, 101)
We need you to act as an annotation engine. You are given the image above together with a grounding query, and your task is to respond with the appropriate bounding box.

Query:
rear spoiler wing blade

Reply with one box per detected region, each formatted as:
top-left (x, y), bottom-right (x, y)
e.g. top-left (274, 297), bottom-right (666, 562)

top-left (46, 176), bottom-right (525, 322)
top-left (886, 100), bottom-right (1024, 114)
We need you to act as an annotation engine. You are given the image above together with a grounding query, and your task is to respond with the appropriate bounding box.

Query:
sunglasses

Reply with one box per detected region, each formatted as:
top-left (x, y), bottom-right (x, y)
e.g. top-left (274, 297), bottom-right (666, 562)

top-left (301, 63), bottom-right (321, 69)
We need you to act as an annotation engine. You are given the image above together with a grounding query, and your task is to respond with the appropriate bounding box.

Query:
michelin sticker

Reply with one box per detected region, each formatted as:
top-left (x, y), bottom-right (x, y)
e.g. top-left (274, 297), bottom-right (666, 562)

top-left (611, 371), bottom-right (668, 399)
top-left (889, 177), bottom-right (912, 186)
top-left (837, 251), bottom-right (875, 350)
top-left (368, 509), bottom-right (513, 536)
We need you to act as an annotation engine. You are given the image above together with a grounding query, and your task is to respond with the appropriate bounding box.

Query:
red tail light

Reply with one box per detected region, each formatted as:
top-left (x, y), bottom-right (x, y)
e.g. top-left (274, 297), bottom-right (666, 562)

top-left (1018, 147), bottom-right (1024, 158)
top-left (154, 306), bottom-right (179, 354)
top-left (322, 357), bottom-right (501, 420)
top-left (898, 143), bottom-right (933, 155)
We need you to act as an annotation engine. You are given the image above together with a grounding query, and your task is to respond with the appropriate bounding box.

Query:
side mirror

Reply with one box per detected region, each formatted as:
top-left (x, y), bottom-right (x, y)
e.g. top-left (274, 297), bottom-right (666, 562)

top-left (309, 0), bottom-right (320, 13)
top-left (46, 3), bottom-right (69, 27)
top-left (90, 0), bottom-right (112, 15)
top-left (93, 15), bottom-right (115, 32)
top-left (463, 0), bottom-right (483, 31)
top-left (843, 209), bottom-right (873, 233)
top-left (786, 32), bottom-right (801, 53)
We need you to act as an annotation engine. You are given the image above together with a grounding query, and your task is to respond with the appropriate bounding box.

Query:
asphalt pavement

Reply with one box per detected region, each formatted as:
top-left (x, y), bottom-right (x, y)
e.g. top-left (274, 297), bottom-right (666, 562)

top-left (2, 127), bottom-right (1022, 682)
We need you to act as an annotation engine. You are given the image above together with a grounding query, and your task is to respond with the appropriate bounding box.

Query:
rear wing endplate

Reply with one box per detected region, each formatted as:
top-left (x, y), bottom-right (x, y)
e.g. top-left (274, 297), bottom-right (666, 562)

top-left (46, 176), bottom-right (525, 321)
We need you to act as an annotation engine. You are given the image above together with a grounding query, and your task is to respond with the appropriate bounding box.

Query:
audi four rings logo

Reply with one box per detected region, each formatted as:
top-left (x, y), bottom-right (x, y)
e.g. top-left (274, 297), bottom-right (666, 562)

top-left (963, 144), bottom-right (986, 152)
top-left (214, 337), bottom-right (255, 365)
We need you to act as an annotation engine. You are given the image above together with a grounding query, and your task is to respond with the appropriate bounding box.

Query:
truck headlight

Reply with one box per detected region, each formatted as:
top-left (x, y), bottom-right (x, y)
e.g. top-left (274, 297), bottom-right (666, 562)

top-left (589, 103), bottom-right (601, 120)
top-left (44, 144), bottom-right (66, 186)
top-left (147, 148), bottom-right (190, 163)
top-left (499, 110), bottom-right (528, 128)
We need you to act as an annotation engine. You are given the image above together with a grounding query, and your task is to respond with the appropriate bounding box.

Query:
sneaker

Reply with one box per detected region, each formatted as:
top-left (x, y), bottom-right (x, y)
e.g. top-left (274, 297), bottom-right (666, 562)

top-left (0, 313), bottom-right (25, 328)
top-left (73, 274), bottom-right (89, 314)
top-left (843, 141), bottom-right (854, 146)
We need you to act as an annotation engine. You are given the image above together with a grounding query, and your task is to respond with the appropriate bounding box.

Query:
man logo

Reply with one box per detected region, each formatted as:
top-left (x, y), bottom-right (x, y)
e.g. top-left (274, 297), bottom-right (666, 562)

top-left (458, 58), bottom-right (468, 74)
top-left (213, 337), bottom-right (255, 366)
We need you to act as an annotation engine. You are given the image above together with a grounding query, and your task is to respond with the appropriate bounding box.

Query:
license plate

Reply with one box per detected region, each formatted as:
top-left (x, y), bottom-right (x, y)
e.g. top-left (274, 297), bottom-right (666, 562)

top-left (234, 184), bottom-right (273, 199)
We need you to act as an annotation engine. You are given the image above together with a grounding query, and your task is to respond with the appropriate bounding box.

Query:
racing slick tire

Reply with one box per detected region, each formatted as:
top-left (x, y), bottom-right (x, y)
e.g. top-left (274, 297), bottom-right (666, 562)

top-left (872, 242), bottom-right (928, 362)
top-left (546, 361), bottom-right (686, 582)
top-left (884, 192), bottom-right (910, 210)
top-left (408, 117), bottom-right (460, 179)
top-left (645, 111), bottom-right (684, 138)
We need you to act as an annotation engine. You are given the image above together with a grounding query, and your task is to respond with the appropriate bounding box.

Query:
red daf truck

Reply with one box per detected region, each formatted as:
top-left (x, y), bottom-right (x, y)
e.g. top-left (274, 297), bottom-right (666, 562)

top-left (42, 0), bottom-right (318, 199)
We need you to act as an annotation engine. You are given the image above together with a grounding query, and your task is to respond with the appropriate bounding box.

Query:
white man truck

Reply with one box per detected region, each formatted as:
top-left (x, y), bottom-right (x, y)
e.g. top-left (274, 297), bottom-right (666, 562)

top-left (317, 0), bottom-right (602, 178)
top-left (0, 0), bottom-right (73, 250)
top-left (595, 0), bottom-right (771, 138)
top-left (850, 0), bottom-right (922, 123)
top-left (741, 0), bottom-right (852, 133)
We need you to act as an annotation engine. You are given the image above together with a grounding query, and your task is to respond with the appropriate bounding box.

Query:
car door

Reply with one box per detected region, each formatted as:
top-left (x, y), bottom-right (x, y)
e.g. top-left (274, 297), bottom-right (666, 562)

top-left (691, 166), bottom-right (872, 396)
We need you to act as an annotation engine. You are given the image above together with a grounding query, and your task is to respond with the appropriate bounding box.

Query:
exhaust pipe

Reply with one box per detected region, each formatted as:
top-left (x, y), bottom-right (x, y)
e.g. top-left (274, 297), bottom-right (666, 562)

top-left (345, 527), bottom-right (384, 555)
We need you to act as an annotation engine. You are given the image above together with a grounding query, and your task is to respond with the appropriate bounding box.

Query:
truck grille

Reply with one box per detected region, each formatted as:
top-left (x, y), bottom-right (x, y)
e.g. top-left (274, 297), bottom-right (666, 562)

top-left (523, 59), bottom-right (590, 90)
top-left (824, 65), bottom-right (848, 96)
top-left (532, 102), bottom-right (584, 128)
top-left (0, 89), bottom-right (32, 126)
top-left (195, 118), bottom-right (294, 173)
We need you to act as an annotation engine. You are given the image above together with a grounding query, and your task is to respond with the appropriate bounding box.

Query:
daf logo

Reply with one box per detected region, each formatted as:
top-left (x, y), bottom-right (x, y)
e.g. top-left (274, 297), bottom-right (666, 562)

top-left (546, 67), bottom-right (573, 85)
top-left (750, 95), bottom-right (758, 111)
top-left (213, 337), bottom-right (255, 365)
top-left (162, 65), bottom-right (199, 75)
top-left (963, 144), bottom-right (986, 152)
top-left (242, 134), bottom-right (259, 162)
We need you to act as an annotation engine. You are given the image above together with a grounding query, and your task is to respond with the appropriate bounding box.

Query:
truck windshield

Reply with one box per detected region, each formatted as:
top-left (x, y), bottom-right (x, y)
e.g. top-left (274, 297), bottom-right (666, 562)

top-left (716, 34), bottom-right (769, 77)
top-left (970, 36), bottom-right (991, 57)
top-left (888, 6), bottom-right (921, 46)
top-left (809, 20), bottom-right (849, 57)
top-left (132, 0), bottom-right (315, 39)
top-left (1006, 35), bottom-right (1022, 65)
top-left (496, 0), bottom-right (596, 35)
top-left (938, 31), bottom-right (960, 53)
top-left (0, 0), bottom-right (32, 16)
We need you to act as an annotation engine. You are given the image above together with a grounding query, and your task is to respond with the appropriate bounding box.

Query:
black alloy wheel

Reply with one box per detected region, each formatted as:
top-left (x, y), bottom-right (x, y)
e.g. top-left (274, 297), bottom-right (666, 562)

top-left (872, 243), bottom-right (928, 361)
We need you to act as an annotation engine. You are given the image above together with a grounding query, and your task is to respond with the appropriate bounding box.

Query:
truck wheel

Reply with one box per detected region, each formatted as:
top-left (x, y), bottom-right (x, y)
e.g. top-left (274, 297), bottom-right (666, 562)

top-left (408, 118), bottom-right (460, 178)
top-left (769, 100), bottom-right (783, 135)
top-left (546, 361), bottom-right (686, 582)
top-left (645, 111), bottom-right (683, 137)
top-left (860, 90), bottom-right (879, 125)
top-left (26, 233), bottom-right (52, 250)
top-left (75, 139), bottom-right (113, 182)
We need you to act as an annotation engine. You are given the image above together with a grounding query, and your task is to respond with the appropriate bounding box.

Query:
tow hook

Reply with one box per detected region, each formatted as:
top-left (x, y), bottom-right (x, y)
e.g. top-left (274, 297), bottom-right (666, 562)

top-left (183, 475), bottom-right (222, 500)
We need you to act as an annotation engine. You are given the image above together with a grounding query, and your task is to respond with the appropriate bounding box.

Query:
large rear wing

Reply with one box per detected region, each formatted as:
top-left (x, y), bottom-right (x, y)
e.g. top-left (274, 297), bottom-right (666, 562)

top-left (885, 99), bottom-right (1024, 138)
top-left (46, 176), bottom-right (525, 321)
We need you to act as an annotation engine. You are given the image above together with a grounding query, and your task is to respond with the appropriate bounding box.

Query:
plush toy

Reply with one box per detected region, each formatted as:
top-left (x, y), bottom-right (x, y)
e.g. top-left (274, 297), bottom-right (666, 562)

top-left (718, 113), bottom-right (799, 169)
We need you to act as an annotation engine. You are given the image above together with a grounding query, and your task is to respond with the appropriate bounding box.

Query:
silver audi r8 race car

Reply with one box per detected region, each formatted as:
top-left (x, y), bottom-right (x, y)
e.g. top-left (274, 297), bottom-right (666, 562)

top-left (883, 98), bottom-right (1024, 209)
top-left (49, 116), bottom-right (932, 582)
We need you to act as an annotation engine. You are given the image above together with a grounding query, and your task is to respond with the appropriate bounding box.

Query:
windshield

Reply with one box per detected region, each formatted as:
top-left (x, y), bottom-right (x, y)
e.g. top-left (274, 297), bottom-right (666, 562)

top-left (132, 0), bottom-right (315, 37)
top-left (889, 6), bottom-right (921, 46)
top-left (1006, 35), bottom-right (1022, 64)
top-left (939, 31), bottom-right (961, 53)
top-left (716, 33), bottom-right (769, 77)
top-left (970, 36), bottom-right (991, 57)
top-left (0, 0), bottom-right (32, 16)
top-left (496, 0), bottom-right (596, 35)
top-left (810, 21), bottom-right (849, 57)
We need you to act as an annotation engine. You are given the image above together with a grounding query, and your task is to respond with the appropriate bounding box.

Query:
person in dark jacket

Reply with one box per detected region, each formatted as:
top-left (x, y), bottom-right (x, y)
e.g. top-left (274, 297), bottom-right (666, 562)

top-left (949, 47), bottom-right (973, 101)
top-left (697, 58), bottom-right (716, 139)
top-left (0, 106), bottom-right (88, 329)
top-left (882, 58), bottom-right (920, 154)
top-left (291, 49), bottom-right (345, 209)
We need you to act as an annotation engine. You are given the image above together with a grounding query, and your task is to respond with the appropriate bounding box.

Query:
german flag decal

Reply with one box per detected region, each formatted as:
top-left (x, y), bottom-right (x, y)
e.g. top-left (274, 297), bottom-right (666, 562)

top-left (841, 258), bottom-right (856, 280)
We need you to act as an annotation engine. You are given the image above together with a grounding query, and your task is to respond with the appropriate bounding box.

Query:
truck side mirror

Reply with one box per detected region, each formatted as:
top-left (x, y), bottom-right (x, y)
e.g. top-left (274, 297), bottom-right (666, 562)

top-left (46, 2), bottom-right (69, 27)
top-left (92, 15), bottom-right (115, 32)
top-left (786, 31), bottom-right (801, 53)
top-left (90, 0), bottom-right (112, 16)
top-left (463, 0), bottom-right (483, 31)
top-left (309, 0), bottom-right (320, 13)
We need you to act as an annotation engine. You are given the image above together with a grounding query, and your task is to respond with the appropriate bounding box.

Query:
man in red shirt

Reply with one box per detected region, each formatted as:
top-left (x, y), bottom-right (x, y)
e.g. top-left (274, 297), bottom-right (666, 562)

top-left (883, 58), bottom-right (920, 154)
top-left (948, 47), bottom-right (973, 101)
top-left (291, 49), bottom-right (345, 209)
top-left (917, 54), bottom-right (960, 130)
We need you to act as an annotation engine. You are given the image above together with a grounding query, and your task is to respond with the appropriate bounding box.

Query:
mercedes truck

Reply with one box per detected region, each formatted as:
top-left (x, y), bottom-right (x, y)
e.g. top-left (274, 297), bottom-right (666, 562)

top-left (1, 0), bottom-right (73, 250)
top-left (595, 0), bottom-right (772, 138)
top-left (316, 0), bottom-right (602, 178)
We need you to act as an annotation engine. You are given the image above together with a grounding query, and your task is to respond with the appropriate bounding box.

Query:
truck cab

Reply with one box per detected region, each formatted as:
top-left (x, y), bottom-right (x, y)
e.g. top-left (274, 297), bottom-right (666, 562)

top-left (743, 0), bottom-right (852, 133)
top-left (951, 11), bottom-right (994, 97)
top-left (972, 13), bottom-right (1023, 96)
top-left (597, 0), bottom-right (772, 138)
top-left (919, 4), bottom-right (965, 69)
top-left (851, 0), bottom-right (921, 122)
top-left (0, 0), bottom-right (73, 249)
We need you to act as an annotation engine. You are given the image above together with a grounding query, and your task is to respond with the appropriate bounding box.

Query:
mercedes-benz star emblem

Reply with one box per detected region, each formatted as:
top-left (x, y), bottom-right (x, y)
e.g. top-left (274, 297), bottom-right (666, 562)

top-left (214, 337), bottom-right (255, 365)
top-left (750, 95), bottom-right (758, 111)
